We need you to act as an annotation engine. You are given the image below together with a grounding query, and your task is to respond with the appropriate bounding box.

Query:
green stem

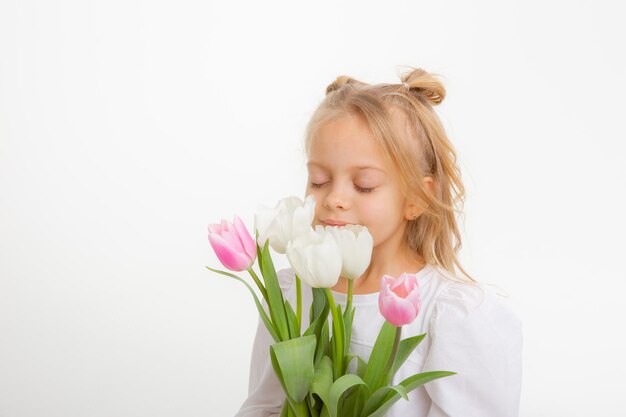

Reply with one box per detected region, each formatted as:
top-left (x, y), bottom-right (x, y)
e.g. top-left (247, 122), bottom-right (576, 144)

top-left (346, 279), bottom-right (353, 315)
top-left (296, 275), bottom-right (302, 332)
top-left (343, 279), bottom-right (354, 374)
top-left (324, 288), bottom-right (344, 379)
top-left (247, 268), bottom-right (269, 303)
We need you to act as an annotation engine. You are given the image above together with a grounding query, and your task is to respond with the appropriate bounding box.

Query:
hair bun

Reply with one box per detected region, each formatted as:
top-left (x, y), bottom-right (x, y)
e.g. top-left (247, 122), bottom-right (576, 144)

top-left (400, 67), bottom-right (446, 105)
top-left (325, 75), bottom-right (365, 95)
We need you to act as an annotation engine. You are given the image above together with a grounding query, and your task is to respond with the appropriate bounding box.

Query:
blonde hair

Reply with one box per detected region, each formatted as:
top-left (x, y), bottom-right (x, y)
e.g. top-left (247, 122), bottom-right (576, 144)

top-left (303, 66), bottom-right (478, 285)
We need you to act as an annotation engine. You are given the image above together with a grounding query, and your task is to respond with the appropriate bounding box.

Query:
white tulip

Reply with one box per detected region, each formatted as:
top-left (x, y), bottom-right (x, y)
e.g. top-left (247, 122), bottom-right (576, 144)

top-left (255, 195), bottom-right (316, 254)
top-left (285, 228), bottom-right (342, 288)
top-left (322, 224), bottom-right (373, 280)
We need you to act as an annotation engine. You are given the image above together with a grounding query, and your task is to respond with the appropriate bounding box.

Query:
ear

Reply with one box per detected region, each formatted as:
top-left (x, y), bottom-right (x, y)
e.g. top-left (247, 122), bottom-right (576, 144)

top-left (404, 176), bottom-right (435, 221)
top-left (422, 176), bottom-right (435, 194)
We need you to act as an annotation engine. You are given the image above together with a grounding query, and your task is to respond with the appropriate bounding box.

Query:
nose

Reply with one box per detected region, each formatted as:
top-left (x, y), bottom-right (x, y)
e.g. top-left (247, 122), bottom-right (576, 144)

top-left (323, 183), bottom-right (350, 210)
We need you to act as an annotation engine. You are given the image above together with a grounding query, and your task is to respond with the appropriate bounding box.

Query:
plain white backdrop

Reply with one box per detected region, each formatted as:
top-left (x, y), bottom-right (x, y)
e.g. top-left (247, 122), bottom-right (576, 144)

top-left (1, 0), bottom-right (625, 416)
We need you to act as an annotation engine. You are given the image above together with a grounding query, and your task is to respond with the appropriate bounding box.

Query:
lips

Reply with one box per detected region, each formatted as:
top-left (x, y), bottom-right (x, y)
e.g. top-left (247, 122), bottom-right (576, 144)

top-left (321, 219), bottom-right (350, 227)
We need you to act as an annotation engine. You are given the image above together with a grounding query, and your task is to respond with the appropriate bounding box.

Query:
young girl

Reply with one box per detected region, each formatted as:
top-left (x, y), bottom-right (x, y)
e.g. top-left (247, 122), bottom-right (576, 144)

top-left (235, 67), bottom-right (522, 417)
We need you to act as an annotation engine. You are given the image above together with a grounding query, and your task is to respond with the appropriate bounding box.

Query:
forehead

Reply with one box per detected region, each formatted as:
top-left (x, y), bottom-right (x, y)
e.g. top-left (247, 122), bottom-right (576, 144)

top-left (307, 115), bottom-right (389, 173)
top-left (307, 161), bottom-right (387, 175)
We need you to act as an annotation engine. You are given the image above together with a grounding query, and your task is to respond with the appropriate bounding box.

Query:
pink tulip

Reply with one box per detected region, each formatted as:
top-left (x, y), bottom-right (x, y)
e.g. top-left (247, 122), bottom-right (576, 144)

top-left (378, 273), bottom-right (421, 326)
top-left (208, 216), bottom-right (257, 271)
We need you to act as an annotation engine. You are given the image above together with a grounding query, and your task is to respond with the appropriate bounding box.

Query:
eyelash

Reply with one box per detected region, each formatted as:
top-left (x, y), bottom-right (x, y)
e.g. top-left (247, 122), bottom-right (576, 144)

top-left (310, 182), bottom-right (375, 194)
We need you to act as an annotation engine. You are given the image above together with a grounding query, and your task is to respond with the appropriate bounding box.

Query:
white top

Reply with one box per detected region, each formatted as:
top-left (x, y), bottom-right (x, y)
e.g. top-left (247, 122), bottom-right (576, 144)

top-left (235, 264), bottom-right (523, 417)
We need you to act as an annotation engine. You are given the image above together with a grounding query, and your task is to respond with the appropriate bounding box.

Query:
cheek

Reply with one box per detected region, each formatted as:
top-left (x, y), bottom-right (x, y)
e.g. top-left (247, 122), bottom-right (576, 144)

top-left (360, 201), bottom-right (404, 242)
top-left (358, 206), bottom-right (386, 239)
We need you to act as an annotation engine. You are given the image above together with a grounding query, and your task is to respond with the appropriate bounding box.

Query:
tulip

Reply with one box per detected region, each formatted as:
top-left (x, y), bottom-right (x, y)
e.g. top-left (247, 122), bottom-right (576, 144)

top-left (285, 227), bottom-right (342, 288)
top-left (208, 215), bottom-right (257, 271)
top-left (324, 224), bottom-right (373, 280)
top-left (378, 273), bottom-right (421, 326)
top-left (255, 195), bottom-right (316, 254)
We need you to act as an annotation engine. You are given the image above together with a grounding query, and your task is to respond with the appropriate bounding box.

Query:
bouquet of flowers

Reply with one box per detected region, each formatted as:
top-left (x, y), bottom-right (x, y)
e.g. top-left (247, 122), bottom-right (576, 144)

top-left (206, 195), bottom-right (455, 417)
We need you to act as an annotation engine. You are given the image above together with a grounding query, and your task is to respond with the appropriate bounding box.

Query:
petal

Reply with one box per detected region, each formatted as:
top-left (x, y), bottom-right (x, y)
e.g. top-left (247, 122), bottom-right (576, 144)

top-left (301, 246), bottom-right (320, 286)
top-left (233, 215), bottom-right (257, 261)
top-left (255, 205), bottom-right (276, 234)
top-left (285, 196), bottom-right (304, 210)
top-left (314, 224), bottom-right (326, 235)
top-left (271, 214), bottom-right (291, 254)
top-left (286, 231), bottom-right (322, 287)
top-left (355, 228), bottom-right (373, 257)
top-left (300, 241), bottom-right (321, 286)
top-left (379, 293), bottom-right (417, 326)
top-left (391, 277), bottom-right (410, 298)
top-left (292, 204), bottom-right (314, 241)
top-left (309, 234), bottom-right (342, 287)
top-left (390, 273), bottom-right (417, 298)
top-left (380, 275), bottom-right (395, 292)
top-left (220, 221), bottom-right (245, 253)
top-left (208, 233), bottom-right (252, 271)
top-left (406, 284), bottom-right (421, 314)
top-left (286, 241), bottom-right (307, 284)
top-left (304, 195), bottom-right (316, 224)
top-left (345, 229), bottom-right (372, 279)
top-left (207, 222), bottom-right (223, 235)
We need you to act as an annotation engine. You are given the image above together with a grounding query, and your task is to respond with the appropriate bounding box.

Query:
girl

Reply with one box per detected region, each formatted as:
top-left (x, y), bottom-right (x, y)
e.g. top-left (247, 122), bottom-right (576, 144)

top-left (235, 67), bottom-right (522, 417)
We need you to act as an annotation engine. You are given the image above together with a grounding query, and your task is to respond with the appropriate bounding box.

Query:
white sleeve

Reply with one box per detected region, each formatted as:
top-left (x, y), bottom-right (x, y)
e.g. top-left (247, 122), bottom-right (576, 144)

top-left (422, 282), bottom-right (523, 417)
top-left (234, 268), bottom-right (294, 417)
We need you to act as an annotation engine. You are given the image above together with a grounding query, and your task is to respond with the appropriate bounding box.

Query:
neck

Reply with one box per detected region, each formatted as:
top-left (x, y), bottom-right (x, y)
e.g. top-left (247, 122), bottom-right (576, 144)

top-left (363, 242), bottom-right (424, 284)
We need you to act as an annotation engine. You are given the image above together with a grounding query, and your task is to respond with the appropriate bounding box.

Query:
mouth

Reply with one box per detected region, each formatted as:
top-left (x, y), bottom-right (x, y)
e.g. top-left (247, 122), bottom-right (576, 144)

top-left (321, 219), bottom-right (350, 227)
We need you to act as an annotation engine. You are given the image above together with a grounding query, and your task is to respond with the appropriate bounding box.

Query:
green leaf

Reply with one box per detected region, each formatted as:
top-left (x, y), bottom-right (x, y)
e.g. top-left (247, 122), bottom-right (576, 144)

top-left (400, 370), bottom-right (457, 392)
top-left (345, 353), bottom-right (368, 379)
top-left (333, 372), bottom-right (366, 417)
top-left (305, 288), bottom-right (330, 338)
top-left (362, 321), bottom-right (397, 391)
top-left (360, 385), bottom-right (408, 417)
top-left (327, 374), bottom-right (369, 417)
top-left (310, 355), bottom-right (333, 407)
top-left (259, 239), bottom-right (290, 341)
top-left (391, 333), bottom-right (426, 375)
top-left (311, 287), bottom-right (327, 324)
top-left (363, 371), bottom-right (457, 417)
top-left (255, 229), bottom-right (264, 265)
top-left (314, 319), bottom-right (330, 366)
top-left (324, 289), bottom-right (345, 380)
top-left (285, 300), bottom-right (300, 338)
top-left (269, 335), bottom-right (317, 403)
top-left (348, 388), bottom-right (366, 417)
top-left (356, 356), bottom-right (368, 379)
top-left (332, 303), bottom-right (345, 378)
top-left (205, 266), bottom-right (279, 342)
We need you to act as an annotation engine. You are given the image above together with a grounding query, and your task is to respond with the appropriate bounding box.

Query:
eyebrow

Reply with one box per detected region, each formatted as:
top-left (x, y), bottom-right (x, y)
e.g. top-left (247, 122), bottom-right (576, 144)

top-left (306, 161), bottom-right (387, 173)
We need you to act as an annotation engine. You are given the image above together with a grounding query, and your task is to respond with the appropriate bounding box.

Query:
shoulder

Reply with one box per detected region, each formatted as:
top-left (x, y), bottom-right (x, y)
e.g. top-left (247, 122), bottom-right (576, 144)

top-left (430, 272), bottom-right (523, 342)
top-left (422, 271), bottom-right (524, 415)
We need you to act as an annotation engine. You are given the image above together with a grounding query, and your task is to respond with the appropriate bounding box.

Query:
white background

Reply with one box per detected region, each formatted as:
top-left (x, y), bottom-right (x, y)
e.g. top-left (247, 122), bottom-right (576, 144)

top-left (1, 1), bottom-right (625, 416)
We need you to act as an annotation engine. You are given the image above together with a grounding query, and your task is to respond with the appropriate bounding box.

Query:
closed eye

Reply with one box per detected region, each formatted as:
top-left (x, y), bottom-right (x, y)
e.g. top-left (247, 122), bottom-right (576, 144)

top-left (309, 182), bottom-right (375, 194)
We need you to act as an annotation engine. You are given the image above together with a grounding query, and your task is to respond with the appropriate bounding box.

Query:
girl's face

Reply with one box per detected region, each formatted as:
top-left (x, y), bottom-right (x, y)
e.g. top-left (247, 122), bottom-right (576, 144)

top-left (305, 113), bottom-right (416, 252)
